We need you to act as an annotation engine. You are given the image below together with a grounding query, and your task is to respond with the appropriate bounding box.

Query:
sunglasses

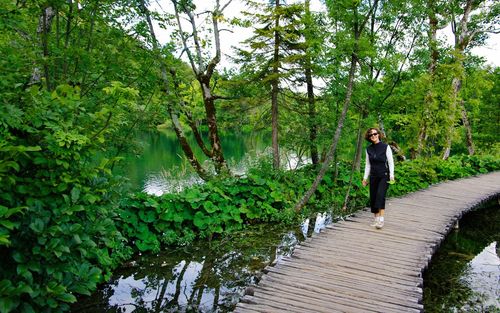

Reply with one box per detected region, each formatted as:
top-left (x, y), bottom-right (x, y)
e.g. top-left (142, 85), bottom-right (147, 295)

top-left (368, 133), bottom-right (378, 137)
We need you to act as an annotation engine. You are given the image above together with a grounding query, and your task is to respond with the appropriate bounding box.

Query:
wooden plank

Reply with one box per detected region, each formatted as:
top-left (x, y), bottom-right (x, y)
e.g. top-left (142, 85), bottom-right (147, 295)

top-left (256, 285), bottom-right (370, 313)
top-left (298, 241), bottom-right (424, 266)
top-left (275, 258), bottom-right (422, 287)
top-left (260, 274), bottom-right (424, 311)
top-left (264, 266), bottom-right (422, 297)
top-left (257, 281), bottom-right (413, 313)
top-left (279, 257), bottom-right (423, 284)
top-left (293, 247), bottom-right (422, 273)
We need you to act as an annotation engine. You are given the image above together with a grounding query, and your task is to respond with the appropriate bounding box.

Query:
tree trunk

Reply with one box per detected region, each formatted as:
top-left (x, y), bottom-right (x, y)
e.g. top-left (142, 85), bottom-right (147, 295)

top-left (460, 100), bottom-right (474, 155)
top-left (271, 0), bottom-right (281, 169)
top-left (416, 0), bottom-right (439, 158)
top-left (201, 78), bottom-right (229, 175)
top-left (448, 0), bottom-right (475, 156)
top-left (62, 0), bottom-right (75, 80)
top-left (172, 0), bottom-right (230, 176)
top-left (140, 1), bottom-right (211, 181)
top-left (377, 112), bottom-right (386, 137)
top-left (305, 59), bottom-right (318, 165)
top-left (304, 0), bottom-right (319, 165)
top-left (31, 6), bottom-right (56, 88)
top-left (171, 71), bottom-right (213, 158)
top-left (354, 111), bottom-right (366, 171)
top-left (167, 260), bottom-right (189, 308)
top-left (442, 76), bottom-right (461, 160)
top-left (294, 54), bottom-right (357, 212)
top-left (342, 113), bottom-right (364, 211)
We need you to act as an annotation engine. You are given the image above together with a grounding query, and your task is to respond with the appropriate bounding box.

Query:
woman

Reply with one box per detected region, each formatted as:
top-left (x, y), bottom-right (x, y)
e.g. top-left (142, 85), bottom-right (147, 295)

top-left (362, 128), bottom-right (395, 229)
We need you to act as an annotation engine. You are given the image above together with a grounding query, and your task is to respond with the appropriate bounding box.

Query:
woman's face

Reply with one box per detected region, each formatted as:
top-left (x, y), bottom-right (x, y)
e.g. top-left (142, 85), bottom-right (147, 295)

top-left (368, 130), bottom-right (380, 143)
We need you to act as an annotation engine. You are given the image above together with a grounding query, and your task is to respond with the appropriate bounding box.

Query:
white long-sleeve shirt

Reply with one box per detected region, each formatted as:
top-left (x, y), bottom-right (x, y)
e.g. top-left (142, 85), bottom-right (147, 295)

top-left (363, 145), bottom-right (394, 180)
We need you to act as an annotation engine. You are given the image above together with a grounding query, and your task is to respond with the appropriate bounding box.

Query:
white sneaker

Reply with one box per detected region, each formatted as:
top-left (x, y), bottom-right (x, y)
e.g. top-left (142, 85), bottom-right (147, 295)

top-left (370, 219), bottom-right (379, 227)
top-left (376, 221), bottom-right (384, 229)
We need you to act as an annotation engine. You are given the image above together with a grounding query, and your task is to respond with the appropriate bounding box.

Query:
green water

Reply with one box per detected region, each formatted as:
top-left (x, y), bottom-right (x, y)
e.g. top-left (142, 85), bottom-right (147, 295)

top-left (423, 198), bottom-right (500, 312)
top-left (118, 130), bottom-right (271, 195)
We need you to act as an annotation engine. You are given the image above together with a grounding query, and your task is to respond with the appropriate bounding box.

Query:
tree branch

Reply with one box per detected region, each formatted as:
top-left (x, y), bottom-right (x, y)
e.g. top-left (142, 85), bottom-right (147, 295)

top-left (171, 0), bottom-right (199, 74)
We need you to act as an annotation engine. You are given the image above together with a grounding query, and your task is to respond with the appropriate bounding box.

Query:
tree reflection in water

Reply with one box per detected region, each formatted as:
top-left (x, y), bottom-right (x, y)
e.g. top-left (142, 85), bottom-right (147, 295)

top-left (423, 200), bottom-right (500, 312)
top-left (72, 217), bottom-right (334, 313)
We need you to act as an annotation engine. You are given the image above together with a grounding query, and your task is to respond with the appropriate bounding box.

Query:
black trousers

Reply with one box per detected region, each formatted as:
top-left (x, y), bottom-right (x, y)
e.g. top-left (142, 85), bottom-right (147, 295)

top-left (369, 175), bottom-right (389, 213)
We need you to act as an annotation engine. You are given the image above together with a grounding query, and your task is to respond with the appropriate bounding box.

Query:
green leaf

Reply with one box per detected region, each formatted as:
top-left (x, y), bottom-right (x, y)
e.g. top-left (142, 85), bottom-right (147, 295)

top-left (15, 185), bottom-right (28, 194)
top-left (0, 297), bottom-right (18, 313)
top-left (0, 220), bottom-right (17, 230)
top-left (145, 198), bottom-right (159, 208)
top-left (29, 219), bottom-right (45, 233)
top-left (3, 161), bottom-right (19, 172)
top-left (57, 293), bottom-right (77, 303)
top-left (71, 187), bottom-right (80, 203)
top-left (57, 183), bottom-right (68, 192)
top-left (4, 206), bottom-right (26, 218)
top-left (184, 189), bottom-right (208, 202)
top-left (72, 234), bottom-right (82, 245)
top-left (16, 283), bottom-right (33, 295)
top-left (138, 209), bottom-right (156, 223)
top-left (82, 194), bottom-right (99, 204)
top-left (203, 201), bottom-right (217, 213)
top-left (193, 211), bottom-right (208, 229)
top-left (33, 157), bottom-right (47, 165)
top-left (270, 191), bottom-right (283, 201)
top-left (12, 251), bottom-right (25, 263)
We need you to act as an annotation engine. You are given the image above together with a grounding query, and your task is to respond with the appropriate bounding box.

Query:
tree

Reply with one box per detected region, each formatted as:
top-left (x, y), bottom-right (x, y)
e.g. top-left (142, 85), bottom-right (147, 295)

top-left (441, 0), bottom-right (500, 158)
top-left (137, 0), bottom-right (213, 180)
top-left (170, 0), bottom-right (233, 176)
top-left (294, 0), bottom-right (379, 212)
top-left (0, 1), bottom-right (162, 311)
top-left (303, 0), bottom-right (320, 164)
top-left (237, 0), bottom-right (307, 169)
top-left (413, 0), bottom-right (447, 158)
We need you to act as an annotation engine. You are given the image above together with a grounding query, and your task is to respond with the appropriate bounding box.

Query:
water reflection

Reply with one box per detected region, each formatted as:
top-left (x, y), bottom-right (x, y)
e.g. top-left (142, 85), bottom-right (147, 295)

top-left (423, 200), bottom-right (500, 312)
top-left (119, 130), bottom-right (271, 196)
top-left (119, 131), bottom-right (313, 196)
top-left (143, 172), bottom-right (203, 196)
top-left (72, 224), bottom-right (307, 313)
top-left (301, 212), bottom-right (335, 238)
top-left (73, 209), bottom-right (339, 313)
top-left (460, 241), bottom-right (500, 310)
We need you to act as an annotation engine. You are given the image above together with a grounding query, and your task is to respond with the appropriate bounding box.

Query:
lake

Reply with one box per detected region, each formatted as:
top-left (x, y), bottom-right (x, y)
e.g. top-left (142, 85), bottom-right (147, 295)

top-left (117, 129), bottom-right (310, 195)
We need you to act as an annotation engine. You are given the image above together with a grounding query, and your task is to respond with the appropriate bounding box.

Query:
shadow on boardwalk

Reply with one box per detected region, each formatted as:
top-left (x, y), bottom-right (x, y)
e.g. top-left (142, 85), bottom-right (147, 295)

top-left (235, 172), bottom-right (500, 313)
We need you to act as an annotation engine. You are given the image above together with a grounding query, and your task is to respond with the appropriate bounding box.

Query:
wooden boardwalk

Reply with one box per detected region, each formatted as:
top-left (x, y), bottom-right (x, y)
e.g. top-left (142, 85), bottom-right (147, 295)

top-left (235, 172), bottom-right (500, 313)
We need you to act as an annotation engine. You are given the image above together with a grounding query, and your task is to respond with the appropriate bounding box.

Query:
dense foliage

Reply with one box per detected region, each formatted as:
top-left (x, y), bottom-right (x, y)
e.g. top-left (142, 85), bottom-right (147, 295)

top-left (0, 1), bottom-right (159, 312)
top-left (0, 0), bottom-right (499, 312)
top-left (0, 84), bottom-right (136, 312)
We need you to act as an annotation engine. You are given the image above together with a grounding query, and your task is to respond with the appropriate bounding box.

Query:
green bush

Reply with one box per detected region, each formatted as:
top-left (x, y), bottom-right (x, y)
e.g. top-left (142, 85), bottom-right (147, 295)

top-left (116, 172), bottom-right (303, 252)
top-left (0, 85), bottom-right (136, 313)
top-left (389, 155), bottom-right (500, 196)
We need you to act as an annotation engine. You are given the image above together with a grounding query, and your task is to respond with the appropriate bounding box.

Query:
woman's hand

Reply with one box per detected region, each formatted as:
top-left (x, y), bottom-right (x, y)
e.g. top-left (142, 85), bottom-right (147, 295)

top-left (362, 179), bottom-right (368, 187)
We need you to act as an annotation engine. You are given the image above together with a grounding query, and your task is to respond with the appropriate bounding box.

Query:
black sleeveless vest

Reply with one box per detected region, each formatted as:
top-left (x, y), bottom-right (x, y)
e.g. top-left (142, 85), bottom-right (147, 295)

top-left (367, 142), bottom-right (388, 177)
